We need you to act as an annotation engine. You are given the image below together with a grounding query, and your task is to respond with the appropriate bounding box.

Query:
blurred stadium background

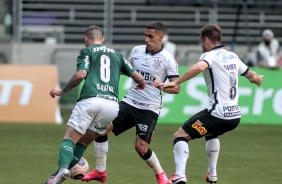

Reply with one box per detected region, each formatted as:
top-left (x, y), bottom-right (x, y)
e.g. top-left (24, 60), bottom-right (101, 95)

top-left (1, 1), bottom-right (282, 184)
top-left (0, 0), bottom-right (281, 122)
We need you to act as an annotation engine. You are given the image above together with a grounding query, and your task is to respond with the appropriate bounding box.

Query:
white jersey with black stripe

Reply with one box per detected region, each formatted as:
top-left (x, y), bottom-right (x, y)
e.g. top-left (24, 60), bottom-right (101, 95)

top-left (122, 45), bottom-right (179, 114)
top-left (200, 45), bottom-right (248, 119)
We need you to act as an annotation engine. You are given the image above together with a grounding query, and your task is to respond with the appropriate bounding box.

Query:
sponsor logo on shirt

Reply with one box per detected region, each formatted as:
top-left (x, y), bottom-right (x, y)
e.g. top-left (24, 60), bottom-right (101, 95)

top-left (223, 105), bottom-right (239, 112)
top-left (132, 100), bottom-right (150, 107)
top-left (84, 55), bottom-right (89, 68)
top-left (192, 120), bottom-right (207, 135)
top-left (224, 111), bottom-right (241, 117)
top-left (136, 70), bottom-right (156, 86)
top-left (223, 105), bottom-right (241, 117)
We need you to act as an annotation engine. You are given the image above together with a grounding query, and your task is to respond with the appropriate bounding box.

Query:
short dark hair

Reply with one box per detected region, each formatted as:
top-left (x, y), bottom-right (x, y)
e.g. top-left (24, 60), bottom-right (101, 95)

top-left (199, 24), bottom-right (221, 43)
top-left (84, 25), bottom-right (103, 40)
top-left (146, 21), bottom-right (166, 34)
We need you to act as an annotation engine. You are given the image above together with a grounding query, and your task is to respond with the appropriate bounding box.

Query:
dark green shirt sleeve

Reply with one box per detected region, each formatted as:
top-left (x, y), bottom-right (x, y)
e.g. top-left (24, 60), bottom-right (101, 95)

top-left (77, 48), bottom-right (90, 72)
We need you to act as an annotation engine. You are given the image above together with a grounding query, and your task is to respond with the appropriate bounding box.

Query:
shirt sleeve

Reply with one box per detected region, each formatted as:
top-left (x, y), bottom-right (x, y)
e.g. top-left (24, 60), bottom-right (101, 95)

top-left (76, 48), bottom-right (90, 72)
top-left (166, 55), bottom-right (179, 78)
top-left (199, 53), bottom-right (211, 68)
top-left (238, 59), bottom-right (249, 75)
top-left (120, 52), bottom-right (135, 77)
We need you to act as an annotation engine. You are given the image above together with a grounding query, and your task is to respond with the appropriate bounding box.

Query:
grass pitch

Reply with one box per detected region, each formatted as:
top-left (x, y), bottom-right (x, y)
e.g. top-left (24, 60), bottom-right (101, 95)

top-left (0, 115), bottom-right (281, 184)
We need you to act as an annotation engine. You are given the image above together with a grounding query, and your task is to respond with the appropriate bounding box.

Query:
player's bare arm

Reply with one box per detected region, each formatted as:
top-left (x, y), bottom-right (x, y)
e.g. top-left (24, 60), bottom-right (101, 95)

top-left (157, 60), bottom-right (208, 89)
top-left (131, 71), bottom-right (146, 90)
top-left (49, 70), bottom-right (87, 98)
top-left (155, 77), bottom-right (180, 94)
top-left (244, 70), bottom-right (264, 86)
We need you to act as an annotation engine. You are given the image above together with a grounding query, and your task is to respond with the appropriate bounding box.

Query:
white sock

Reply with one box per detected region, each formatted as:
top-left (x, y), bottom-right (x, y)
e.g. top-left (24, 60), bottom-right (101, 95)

top-left (174, 140), bottom-right (189, 177)
top-left (205, 138), bottom-right (220, 175)
top-left (145, 151), bottom-right (163, 175)
top-left (94, 140), bottom-right (108, 172)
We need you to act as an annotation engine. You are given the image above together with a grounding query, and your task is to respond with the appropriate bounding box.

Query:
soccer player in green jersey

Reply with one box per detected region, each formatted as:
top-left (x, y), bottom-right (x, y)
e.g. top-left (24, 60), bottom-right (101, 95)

top-left (45, 25), bottom-right (145, 184)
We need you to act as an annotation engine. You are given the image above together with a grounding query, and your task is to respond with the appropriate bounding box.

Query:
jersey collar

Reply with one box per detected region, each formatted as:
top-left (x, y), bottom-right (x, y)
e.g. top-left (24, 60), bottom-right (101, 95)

top-left (210, 44), bottom-right (225, 51)
top-left (145, 45), bottom-right (164, 55)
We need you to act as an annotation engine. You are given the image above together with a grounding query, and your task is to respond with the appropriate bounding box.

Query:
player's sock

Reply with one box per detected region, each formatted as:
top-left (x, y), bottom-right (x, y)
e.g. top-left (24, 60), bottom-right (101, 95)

top-left (141, 148), bottom-right (163, 174)
top-left (205, 137), bottom-right (220, 175)
top-left (94, 135), bottom-right (108, 172)
top-left (173, 137), bottom-right (189, 176)
top-left (51, 170), bottom-right (59, 177)
top-left (58, 139), bottom-right (74, 170)
top-left (68, 143), bottom-right (87, 169)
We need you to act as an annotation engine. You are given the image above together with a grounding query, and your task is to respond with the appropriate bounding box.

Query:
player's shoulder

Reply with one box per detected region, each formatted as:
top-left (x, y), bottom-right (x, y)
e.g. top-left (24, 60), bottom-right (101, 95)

top-left (130, 45), bottom-right (146, 57)
top-left (131, 45), bottom-right (146, 52)
top-left (160, 47), bottom-right (174, 58)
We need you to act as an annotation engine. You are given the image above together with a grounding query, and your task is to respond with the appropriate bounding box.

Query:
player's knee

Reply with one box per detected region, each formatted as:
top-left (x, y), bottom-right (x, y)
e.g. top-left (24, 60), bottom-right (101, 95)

top-left (135, 143), bottom-right (148, 156)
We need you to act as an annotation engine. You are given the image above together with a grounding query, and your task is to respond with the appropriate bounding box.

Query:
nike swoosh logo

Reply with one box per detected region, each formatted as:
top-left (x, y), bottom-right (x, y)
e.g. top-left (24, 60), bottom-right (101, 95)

top-left (172, 176), bottom-right (186, 183)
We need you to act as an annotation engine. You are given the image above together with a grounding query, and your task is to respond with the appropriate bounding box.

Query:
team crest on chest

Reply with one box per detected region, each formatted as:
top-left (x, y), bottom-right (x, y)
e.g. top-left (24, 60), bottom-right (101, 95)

top-left (153, 59), bottom-right (162, 69)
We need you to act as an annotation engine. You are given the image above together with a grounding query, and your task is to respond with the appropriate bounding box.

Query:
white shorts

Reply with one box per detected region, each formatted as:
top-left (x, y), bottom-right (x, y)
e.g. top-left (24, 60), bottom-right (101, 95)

top-left (67, 97), bottom-right (119, 135)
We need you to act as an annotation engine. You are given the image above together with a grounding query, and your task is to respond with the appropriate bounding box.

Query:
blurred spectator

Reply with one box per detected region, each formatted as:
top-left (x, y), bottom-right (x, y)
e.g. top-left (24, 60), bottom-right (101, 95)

top-left (162, 33), bottom-right (180, 63)
top-left (256, 29), bottom-right (282, 69)
top-left (4, 11), bottom-right (12, 35)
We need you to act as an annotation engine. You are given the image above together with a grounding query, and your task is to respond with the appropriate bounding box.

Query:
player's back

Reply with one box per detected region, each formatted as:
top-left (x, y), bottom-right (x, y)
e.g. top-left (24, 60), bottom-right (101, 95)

top-left (201, 46), bottom-right (248, 119)
top-left (78, 44), bottom-right (134, 101)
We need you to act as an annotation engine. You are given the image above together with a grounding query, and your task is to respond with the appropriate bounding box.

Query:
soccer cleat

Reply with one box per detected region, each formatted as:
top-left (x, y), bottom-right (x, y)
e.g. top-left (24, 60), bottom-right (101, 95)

top-left (206, 172), bottom-right (217, 183)
top-left (49, 168), bottom-right (70, 184)
top-left (44, 175), bottom-right (54, 184)
top-left (170, 174), bottom-right (187, 184)
top-left (81, 169), bottom-right (107, 183)
top-left (156, 171), bottom-right (173, 184)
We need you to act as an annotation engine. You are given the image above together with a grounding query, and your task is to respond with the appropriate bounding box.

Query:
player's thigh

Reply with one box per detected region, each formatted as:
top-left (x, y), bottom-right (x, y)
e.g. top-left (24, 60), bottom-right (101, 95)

top-left (182, 109), bottom-right (240, 139)
top-left (133, 108), bottom-right (158, 144)
top-left (112, 101), bottom-right (136, 136)
top-left (89, 98), bottom-right (119, 135)
top-left (67, 98), bottom-right (98, 135)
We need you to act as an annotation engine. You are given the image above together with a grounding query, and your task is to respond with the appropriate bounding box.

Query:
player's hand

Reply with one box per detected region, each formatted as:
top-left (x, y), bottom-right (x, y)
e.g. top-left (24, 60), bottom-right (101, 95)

top-left (155, 81), bottom-right (177, 89)
top-left (135, 81), bottom-right (146, 90)
top-left (153, 79), bottom-right (164, 90)
top-left (49, 88), bottom-right (64, 98)
top-left (256, 75), bottom-right (264, 86)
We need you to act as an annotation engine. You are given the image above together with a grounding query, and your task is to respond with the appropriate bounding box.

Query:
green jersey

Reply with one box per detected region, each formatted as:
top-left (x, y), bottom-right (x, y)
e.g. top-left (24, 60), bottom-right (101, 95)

top-left (77, 44), bottom-right (134, 102)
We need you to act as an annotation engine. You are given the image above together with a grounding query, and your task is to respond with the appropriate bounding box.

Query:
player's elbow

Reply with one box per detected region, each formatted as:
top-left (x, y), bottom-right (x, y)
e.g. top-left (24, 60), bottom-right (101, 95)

top-left (75, 70), bottom-right (87, 80)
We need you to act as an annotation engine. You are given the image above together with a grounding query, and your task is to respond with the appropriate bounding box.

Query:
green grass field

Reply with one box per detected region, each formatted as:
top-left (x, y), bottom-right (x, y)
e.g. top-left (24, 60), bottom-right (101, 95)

top-left (1, 113), bottom-right (281, 184)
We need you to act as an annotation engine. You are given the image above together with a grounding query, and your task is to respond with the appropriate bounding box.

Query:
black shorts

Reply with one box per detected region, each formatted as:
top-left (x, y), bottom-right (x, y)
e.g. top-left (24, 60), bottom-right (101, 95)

top-left (182, 109), bottom-right (240, 139)
top-left (112, 101), bottom-right (158, 144)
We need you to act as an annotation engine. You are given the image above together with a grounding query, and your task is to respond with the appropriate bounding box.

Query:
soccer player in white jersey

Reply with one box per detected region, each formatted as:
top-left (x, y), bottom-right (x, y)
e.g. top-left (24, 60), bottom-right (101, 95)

top-left (82, 21), bottom-right (180, 184)
top-left (155, 24), bottom-right (264, 184)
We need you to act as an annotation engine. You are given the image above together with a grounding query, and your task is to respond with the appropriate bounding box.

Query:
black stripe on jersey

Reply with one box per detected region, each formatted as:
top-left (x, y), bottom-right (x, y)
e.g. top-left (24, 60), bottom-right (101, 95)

top-left (163, 76), bottom-right (167, 83)
top-left (209, 68), bottom-right (215, 94)
top-left (241, 67), bottom-right (249, 76)
top-left (145, 46), bottom-right (164, 55)
top-left (208, 91), bottom-right (218, 114)
top-left (203, 60), bottom-right (210, 68)
top-left (168, 75), bottom-right (179, 78)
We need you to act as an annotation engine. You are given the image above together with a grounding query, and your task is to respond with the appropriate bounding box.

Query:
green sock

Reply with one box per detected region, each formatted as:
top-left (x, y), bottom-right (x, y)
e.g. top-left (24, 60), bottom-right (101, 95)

top-left (58, 139), bottom-right (74, 170)
top-left (69, 143), bottom-right (87, 169)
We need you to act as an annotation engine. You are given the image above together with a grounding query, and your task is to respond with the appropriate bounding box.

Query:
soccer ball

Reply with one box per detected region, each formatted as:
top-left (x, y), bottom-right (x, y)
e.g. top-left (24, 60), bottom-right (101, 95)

top-left (70, 157), bottom-right (89, 180)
